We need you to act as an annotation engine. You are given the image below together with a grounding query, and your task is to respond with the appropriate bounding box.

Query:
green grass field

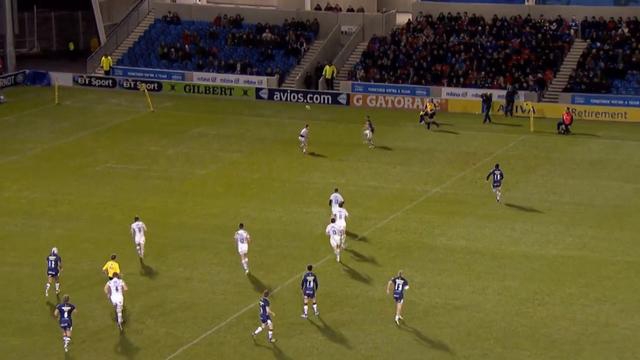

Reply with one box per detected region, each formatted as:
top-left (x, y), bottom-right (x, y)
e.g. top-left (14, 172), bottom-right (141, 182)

top-left (1, 86), bottom-right (639, 360)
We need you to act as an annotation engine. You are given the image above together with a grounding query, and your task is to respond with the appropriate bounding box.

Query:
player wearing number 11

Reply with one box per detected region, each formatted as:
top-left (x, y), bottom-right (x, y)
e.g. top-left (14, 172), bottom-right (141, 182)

top-left (300, 265), bottom-right (319, 318)
top-left (54, 294), bottom-right (76, 353)
top-left (386, 270), bottom-right (409, 325)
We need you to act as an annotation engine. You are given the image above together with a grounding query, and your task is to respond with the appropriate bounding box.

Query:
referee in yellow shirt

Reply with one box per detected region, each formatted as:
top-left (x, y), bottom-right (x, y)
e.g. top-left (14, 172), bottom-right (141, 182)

top-left (102, 254), bottom-right (120, 280)
top-left (100, 53), bottom-right (113, 76)
top-left (322, 62), bottom-right (337, 91)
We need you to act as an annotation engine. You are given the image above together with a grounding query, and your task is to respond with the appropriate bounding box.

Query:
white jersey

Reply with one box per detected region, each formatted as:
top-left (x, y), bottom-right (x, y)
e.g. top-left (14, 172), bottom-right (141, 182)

top-left (131, 221), bottom-right (147, 240)
top-left (326, 223), bottom-right (342, 248)
top-left (235, 229), bottom-right (250, 255)
top-left (299, 127), bottom-right (309, 139)
top-left (107, 278), bottom-right (126, 300)
top-left (329, 192), bottom-right (344, 212)
top-left (333, 207), bottom-right (349, 226)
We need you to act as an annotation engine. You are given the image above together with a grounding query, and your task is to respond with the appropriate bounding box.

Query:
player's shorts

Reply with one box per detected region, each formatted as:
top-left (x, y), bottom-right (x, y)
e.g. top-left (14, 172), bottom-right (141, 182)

top-left (364, 130), bottom-right (372, 139)
top-left (48, 269), bottom-right (59, 277)
top-left (393, 294), bottom-right (404, 304)
top-left (303, 289), bottom-right (316, 299)
top-left (135, 235), bottom-right (145, 245)
top-left (336, 223), bottom-right (346, 235)
top-left (492, 183), bottom-right (502, 191)
top-left (260, 315), bottom-right (271, 325)
top-left (330, 236), bottom-right (341, 248)
top-left (59, 318), bottom-right (72, 330)
top-left (298, 136), bottom-right (307, 144)
top-left (111, 295), bottom-right (124, 308)
top-left (428, 112), bottom-right (436, 120)
top-left (419, 116), bottom-right (426, 124)
top-left (237, 243), bottom-right (248, 255)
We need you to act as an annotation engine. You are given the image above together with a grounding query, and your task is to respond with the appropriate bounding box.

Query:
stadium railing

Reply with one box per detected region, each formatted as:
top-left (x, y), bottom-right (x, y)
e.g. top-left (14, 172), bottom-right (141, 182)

top-left (86, 0), bottom-right (152, 74)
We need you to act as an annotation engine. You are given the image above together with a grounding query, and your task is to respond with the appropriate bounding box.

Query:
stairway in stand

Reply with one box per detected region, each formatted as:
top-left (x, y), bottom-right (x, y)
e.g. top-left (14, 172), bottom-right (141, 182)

top-left (281, 40), bottom-right (325, 89)
top-left (334, 42), bottom-right (368, 90)
top-left (541, 39), bottom-right (587, 103)
top-left (95, 10), bottom-right (156, 74)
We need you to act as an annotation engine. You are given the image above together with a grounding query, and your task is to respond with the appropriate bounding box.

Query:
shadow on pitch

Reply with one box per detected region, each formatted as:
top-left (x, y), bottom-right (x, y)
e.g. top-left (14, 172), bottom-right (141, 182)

top-left (139, 259), bottom-right (158, 279)
top-left (46, 299), bottom-right (58, 319)
top-left (492, 121), bottom-right (522, 127)
top-left (400, 323), bottom-right (453, 354)
top-left (572, 132), bottom-right (600, 137)
top-left (114, 332), bottom-right (140, 359)
top-left (340, 262), bottom-right (372, 285)
top-left (253, 342), bottom-right (293, 360)
top-left (248, 273), bottom-right (269, 294)
top-left (376, 145), bottom-right (393, 151)
top-left (504, 202), bottom-right (543, 213)
top-left (345, 248), bottom-right (379, 266)
top-left (434, 129), bottom-right (459, 135)
top-left (309, 316), bottom-right (351, 349)
top-left (345, 230), bottom-right (359, 239)
top-left (307, 152), bottom-right (327, 158)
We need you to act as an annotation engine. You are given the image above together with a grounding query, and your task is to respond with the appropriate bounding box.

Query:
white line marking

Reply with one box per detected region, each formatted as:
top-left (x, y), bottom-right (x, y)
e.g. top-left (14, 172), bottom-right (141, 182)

top-left (165, 135), bottom-right (526, 359)
top-left (0, 111), bottom-right (150, 165)
top-left (0, 103), bottom-right (56, 122)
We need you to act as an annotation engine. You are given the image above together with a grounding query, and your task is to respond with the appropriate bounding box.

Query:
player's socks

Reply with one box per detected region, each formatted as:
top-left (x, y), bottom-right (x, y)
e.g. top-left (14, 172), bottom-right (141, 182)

top-left (395, 316), bottom-right (400, 325)
top-left (254, 327), bottom-right (263, 335)
top-left (55, 282), bottom-right (60, 294)
top-left (268, 331), bottom-right (274, 341)
top-left (303, 305), bottom-right (308, 316)
top-left (45, 283), bottom-right (50, 296)
top-left (117, 308), bottom-right (123, 328)
top-left (313, 303), bottom-right (318, 315)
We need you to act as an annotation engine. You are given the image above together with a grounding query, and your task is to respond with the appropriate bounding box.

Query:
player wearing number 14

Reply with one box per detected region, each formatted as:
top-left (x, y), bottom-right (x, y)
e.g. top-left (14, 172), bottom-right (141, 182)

top-left (54, 294), bottom-right (76, 353)
top-left (386, 270), bottom-right (409, 325)
top-left (300, 264), bottom-right (319, 318)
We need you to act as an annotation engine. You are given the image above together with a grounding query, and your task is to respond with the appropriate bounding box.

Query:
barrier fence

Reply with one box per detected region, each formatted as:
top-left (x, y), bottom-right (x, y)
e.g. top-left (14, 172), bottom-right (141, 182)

top-left (5, 70), bottom-right (640, 122)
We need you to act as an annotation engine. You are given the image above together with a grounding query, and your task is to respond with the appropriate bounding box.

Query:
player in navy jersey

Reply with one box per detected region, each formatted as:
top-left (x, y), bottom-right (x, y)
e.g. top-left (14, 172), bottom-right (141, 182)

top-left (45, 247), bottom-right (63, 297)
top-left (252, 290), bottom-right (276, 343)
top-left (386, 270), bottom-right (409, 325)
top-left (300, 264), bottom-right (319, 318)
top-left (485, 163), bottom-right (504, 202)
top-left (54, 294), bottom-right (76, 353)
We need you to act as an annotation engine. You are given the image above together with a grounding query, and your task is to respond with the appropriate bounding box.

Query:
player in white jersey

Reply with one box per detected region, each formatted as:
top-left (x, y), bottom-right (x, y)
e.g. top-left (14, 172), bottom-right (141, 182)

top-left (363, 116), bottom-right (375, 148)
top-left (299, 124), bottom-right (309, 154)
top-left (325, 218), bottom-right (342, 262)
top-left (235, 223), bottom-right (251, 274)
top-left (333, 202), bottom-right (349, 249)
top-left (328, 188), bottom-right (344, 214)
top-left (104, 272), bottom-right (128, 331)
top-left (130, 216), bottom-right (147, 259)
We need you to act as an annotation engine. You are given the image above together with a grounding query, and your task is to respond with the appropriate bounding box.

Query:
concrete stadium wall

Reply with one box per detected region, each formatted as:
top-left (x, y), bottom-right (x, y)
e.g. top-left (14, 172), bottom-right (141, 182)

top-left (413, 1), bottom-right (640, 18)
top-left (101, 0), bottom-right (140, 26)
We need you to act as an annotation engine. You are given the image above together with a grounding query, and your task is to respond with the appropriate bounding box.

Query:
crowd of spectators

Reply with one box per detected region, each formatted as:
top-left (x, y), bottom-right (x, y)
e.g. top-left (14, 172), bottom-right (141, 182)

top-left (151, 13), bottom-right (319, 80)
top-left (161, 11), bottom-right (181, 25)
top-left (565, 16), bottom-right (640, 94)
top-left (313, 2), bottom-right (365, 12)
top-left (351, 12), bottom-right (574, 95)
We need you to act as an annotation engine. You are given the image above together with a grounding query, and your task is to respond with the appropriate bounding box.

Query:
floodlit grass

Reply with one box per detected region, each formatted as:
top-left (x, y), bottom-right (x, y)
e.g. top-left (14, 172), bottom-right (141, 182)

top-left (1, 86), bottom-right (639, 360)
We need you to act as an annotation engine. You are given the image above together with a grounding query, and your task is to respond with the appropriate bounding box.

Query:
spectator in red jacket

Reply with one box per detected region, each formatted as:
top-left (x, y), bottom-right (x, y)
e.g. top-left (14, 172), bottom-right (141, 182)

top-left (557, 107), bottom-right (574, 134)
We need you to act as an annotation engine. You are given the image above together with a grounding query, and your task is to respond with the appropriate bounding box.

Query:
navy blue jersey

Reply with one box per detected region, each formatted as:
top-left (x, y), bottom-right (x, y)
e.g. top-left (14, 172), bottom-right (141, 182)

top-left (47, 253), bottom-right (62, 276)
top-left (56, 302), bottom-right (75, 329)
top-left (390, 276), bottom-right (409, 298)
top-left (487, 169), bottom-right (504, 187)
top-left (301, 271), bottom-right (318, 296)
top-left (259, 297), bottom-right (271, 323)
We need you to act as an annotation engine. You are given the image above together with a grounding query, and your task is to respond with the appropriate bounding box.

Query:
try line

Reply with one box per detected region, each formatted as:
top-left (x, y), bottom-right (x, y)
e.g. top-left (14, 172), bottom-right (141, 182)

top-left (165, 135), bottom-right (526, 359)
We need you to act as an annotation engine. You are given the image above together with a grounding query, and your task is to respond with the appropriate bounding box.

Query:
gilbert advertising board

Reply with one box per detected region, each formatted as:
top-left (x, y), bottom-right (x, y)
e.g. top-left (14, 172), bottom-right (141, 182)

top-left (442, 87), bottom-right (524, 102)
top-left (256, 88), bottom-right (349, 106)
top-left (192, 72), bottom-right (268, 87)
top-left (350, 94), bottom-right (448, 111)
top-left (0, 71), bottom-right (27, 89)
top-left (447, 99), bottom-right (640, 122)
top-left (163, 82), bottom-right (254, 98)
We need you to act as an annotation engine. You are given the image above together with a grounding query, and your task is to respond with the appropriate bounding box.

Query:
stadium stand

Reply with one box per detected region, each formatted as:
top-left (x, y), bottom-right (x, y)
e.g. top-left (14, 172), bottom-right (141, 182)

top-left (117, 12), bottom-right (320, 81)
top-left (564, 16), bottom-right (640, 94)
top-left (349, 12), bottom-right (574, 94)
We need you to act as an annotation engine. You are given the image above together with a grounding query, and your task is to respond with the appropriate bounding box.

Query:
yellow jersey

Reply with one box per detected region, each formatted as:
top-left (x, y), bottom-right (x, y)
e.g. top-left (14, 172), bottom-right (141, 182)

top-left (102, 260), bottom-right (120, 277)
top-left (100, 55), bottom-right (113, 71)
top-left (426, 102), bottom-right (436, 113)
